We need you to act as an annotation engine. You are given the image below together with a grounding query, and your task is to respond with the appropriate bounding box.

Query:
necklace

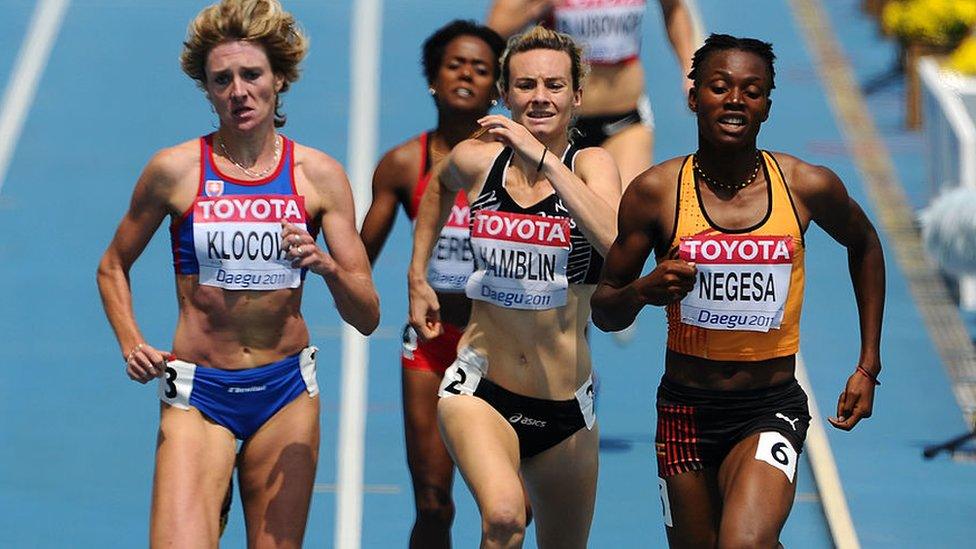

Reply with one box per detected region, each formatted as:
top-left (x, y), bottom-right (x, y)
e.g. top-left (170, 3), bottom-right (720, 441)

top-left (693, 150), bottom-right (762, 191)
top-left (217, 134), bottom-right (281, 179)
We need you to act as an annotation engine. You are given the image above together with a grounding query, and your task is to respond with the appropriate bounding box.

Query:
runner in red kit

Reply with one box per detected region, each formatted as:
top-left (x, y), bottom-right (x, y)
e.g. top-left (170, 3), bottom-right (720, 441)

top-left (359, 20), bottom-right (506, 548)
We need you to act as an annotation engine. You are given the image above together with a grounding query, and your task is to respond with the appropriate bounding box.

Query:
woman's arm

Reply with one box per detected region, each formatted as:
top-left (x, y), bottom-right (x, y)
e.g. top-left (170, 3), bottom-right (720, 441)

top-left (487, 0), bottom-right (553, 39)
top-left (360, 142), bottom-right (415, 264)
top-left (659, 0), bottom-right (698, 93)
top-left (592, 166), bottom-right (695, 331)
top-left (298, 149), bottom-right (380, 335)
top-left (478, 114), bottom-right (621, 254)
top-left (97, 148), bottom-right (185, 382)
top-left (408, 139), bottom-right (491, 339)
top-left (793, 161), bottom-right (885, 431)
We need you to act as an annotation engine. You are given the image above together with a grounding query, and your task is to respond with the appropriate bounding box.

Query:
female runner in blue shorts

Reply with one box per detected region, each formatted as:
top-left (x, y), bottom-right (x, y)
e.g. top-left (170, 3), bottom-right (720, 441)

top-left (96, 1), bottom-right (378, 545)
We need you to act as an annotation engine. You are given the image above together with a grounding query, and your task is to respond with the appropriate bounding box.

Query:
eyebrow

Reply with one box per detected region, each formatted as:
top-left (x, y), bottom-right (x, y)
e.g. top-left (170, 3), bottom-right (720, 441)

top-left (709, 70), bottom-right (764, 83)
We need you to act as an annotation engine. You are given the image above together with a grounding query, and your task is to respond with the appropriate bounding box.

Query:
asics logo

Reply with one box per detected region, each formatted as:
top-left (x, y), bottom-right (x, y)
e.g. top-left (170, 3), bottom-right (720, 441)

top-left (776, 413), bottom-right (799, 431)
top-left (509, 413), bottom-right (547, 428)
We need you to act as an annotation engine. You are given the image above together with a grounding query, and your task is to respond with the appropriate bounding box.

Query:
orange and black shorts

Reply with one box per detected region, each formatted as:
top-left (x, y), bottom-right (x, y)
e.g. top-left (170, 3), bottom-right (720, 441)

top-left (655, 377), bottom-right (810, 477)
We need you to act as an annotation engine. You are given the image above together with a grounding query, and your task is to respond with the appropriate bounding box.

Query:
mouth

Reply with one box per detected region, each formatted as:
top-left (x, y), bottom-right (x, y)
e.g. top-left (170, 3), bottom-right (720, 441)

top-left (717, 113), bottom-right (748, 130)
top-left (231, 106), bottom-right (253, 118)
top-left (453, 86), bottom-right (474, 98)
top-left (526, 111), bottom-right (555, 120)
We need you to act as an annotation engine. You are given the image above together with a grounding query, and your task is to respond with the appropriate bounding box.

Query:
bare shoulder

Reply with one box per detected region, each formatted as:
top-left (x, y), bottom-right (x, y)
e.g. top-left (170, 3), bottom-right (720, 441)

top-left (451, 138), bottom-right (503, 176)
top-left (769, 151), bottom-right (845, 199)
top-left (293, 142), bottom-right (349, 191)
top-left (137, 138), bottom-right (200, 205)
top-left (375, 135), bottom-right (422, 187)
top-left (145, 139), bottom-right (198, 182)
top-left (628, 155), bottom-right (687, 202)
top-left (574, 146), bottom-right (616, 168)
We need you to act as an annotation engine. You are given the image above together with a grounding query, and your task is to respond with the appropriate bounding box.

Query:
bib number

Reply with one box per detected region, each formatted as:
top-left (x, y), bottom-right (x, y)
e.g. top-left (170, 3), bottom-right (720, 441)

top-left (754, 431), bottom-right (798, 483)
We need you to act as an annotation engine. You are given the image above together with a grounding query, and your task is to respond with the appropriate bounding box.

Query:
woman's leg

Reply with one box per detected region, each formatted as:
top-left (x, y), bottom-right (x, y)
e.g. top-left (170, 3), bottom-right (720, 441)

top-left (716, 432), bottom-right (799, 549)
top-left (150, 403), bottom-right (238, 548)
top-left (237, 394), bottom-right (320, 549)
top-left (659, 468), bottom-right (722, 548)
top-left (403, 367), bottom-right (456, 549)
top-left (438, 395), bottom-right (525, 549)
top-left (520, 423), bottom-right (600, 549)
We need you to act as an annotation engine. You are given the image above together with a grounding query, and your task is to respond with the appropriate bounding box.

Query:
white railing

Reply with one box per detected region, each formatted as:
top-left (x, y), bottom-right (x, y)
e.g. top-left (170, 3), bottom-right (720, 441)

top-left (919, 57), bottom-right (976, 310)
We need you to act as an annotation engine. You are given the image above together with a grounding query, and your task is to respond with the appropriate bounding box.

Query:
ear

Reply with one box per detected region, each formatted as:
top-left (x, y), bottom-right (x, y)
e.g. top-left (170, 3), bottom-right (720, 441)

top-left (274, 74), bottom-right (284, 93)
top-left (761, 97), bottom-right (772, 122)
top-left (688, 85), bottom-right (698, 113)
top-left (573, 87), bottom-right (582, 109)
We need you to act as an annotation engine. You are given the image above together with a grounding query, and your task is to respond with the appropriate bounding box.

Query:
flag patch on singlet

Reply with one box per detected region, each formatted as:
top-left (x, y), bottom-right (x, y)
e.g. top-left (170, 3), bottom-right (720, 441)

top-left (466, 210), bottom-right (571, 310)
top-left (677, 231), bottom-right (794, 332)
top-left (192, 194), bottom-right (308, 290)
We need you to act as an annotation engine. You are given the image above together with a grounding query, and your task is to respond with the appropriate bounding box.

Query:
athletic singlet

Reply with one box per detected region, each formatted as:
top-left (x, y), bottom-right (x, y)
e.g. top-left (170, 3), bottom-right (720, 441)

top-left (408, 132), bottom-right (473, 293)
top-left (661, 152), bottom-right (805, 361)
top-left (170, 134), bottom-right (319, 290)
top-left (545, 0), bottom-right (646, 65)
top-left (466, 144), bottom-right (603, 310)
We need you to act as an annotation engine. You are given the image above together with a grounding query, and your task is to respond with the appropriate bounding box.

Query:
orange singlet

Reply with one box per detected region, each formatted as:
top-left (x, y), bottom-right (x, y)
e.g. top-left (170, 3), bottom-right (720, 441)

top-left (660, 151), bottom-right (805, 361)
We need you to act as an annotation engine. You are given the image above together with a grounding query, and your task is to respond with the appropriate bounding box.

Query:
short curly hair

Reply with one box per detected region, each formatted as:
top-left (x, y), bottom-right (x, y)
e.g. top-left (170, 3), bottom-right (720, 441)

top-left (180, 0), bottom-right (307, 127)
top-left (688, 33), bottom-right (776, 95)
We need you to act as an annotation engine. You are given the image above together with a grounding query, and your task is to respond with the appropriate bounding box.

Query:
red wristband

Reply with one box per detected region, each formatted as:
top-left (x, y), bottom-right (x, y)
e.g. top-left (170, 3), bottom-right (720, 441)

top-left (856, 365), bottom-right (881, 386)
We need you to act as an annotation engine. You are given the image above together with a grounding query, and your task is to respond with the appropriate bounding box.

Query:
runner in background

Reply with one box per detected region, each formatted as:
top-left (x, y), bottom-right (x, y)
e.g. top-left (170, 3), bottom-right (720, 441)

top-left (360, 20), bottom-right (506, 549)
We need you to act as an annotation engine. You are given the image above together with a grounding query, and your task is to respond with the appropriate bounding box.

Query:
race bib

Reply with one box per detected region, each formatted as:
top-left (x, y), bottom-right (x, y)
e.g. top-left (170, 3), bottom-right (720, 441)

top-left (192, 194), bottom-right (307, 290)
top-left (438, 347), bottom-right (488, 398)
top-left (678, 232), bottom-right (794, 332)
top-left (554, 0), bottom-right (645, 63)
top-left (427, 200), bottom-right (473, 292)
top-left (466, 210), bottom-right (571, 310)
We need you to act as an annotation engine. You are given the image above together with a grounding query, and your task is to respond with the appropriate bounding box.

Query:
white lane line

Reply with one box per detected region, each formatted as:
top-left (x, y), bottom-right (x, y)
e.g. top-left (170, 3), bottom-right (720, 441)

top-left (335, 0), bottom-right (382, 548)
top-left (315, 483), bottom-right (401, 495)
top-left (795, 353), bottom-right (861, 549)
top-left (0, 0), bottom-right (70, 195)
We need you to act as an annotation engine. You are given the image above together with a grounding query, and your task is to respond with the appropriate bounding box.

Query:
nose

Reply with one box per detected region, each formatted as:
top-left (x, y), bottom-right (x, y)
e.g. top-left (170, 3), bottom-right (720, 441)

top-left (459, 63), bottom-right (473, 82)
top-left (530, 84), bottom-right (549, 105)
top-left (229, 76), bottom-right (247, 101)
top-left (724, 87), bottom-right (744, 109)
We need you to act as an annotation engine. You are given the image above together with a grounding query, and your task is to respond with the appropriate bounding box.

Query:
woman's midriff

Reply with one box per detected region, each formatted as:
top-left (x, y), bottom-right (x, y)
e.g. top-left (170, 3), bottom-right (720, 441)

top-left (579, 61), bottom-right (645, 116)
top-left (171, 275), bottom-right (310, 369)
top-left (459, 286), bottom-right (594, 400)
top-left (664, 349), bottom-right (797, 391)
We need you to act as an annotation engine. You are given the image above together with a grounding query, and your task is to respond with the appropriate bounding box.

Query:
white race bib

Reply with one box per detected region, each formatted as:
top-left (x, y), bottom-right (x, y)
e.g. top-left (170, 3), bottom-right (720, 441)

top-left (427, 202), bottom-right (473, 292)
top-left (678, 233), bottom-right (795, 332)
top-left (554, 0), bottom-right (645, 64)
top-left (193, 194), bottom-right (307, 290)
top-left (466, 210), bottom-right (571, 310)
